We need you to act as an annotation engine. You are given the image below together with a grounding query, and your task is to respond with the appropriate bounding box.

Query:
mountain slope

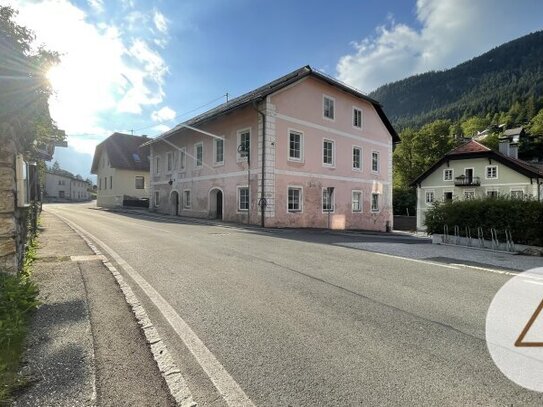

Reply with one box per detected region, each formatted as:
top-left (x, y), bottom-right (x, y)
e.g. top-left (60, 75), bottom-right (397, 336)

top-left (369, 31), bottom-right (543, 129)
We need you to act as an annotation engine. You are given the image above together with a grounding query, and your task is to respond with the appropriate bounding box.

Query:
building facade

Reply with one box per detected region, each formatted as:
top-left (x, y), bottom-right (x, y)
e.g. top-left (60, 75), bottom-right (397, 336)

top-left (44, 171), bottom-right (91, 201)
top-left (146, 66), bottom-right (399, 231)
top-left (411, 139), bottom-right (543, 230)
top-left (91, 133), bottom-right (150, 208)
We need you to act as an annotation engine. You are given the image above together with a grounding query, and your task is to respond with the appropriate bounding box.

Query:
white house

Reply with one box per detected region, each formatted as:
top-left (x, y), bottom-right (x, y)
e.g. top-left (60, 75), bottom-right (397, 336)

top-left (91, 133), bottom-right (150, 208)
top-left (44, 170), bottom-right (91, 201)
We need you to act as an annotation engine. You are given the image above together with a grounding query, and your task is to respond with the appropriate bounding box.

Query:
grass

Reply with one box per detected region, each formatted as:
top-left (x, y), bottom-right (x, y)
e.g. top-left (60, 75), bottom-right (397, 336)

top-left (0, 236), bottom-right (40, 404)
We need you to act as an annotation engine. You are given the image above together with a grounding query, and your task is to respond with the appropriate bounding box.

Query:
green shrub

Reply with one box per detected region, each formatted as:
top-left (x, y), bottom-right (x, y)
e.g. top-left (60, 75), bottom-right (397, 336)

top-left (393, 187), bottom-right (417, 216)
top-left (424, 196), bottom-right (543, 246)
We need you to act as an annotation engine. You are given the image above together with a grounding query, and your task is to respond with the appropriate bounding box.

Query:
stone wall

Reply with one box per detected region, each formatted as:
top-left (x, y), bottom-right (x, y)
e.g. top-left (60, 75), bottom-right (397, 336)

top-left (0, 125), bottom-right (29, 274)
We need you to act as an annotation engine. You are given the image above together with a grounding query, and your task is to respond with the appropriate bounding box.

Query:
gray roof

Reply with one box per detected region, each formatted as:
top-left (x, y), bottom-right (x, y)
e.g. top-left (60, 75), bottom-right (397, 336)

top-left (144, 66), bottom-right (400, 145)
top-left (503, 127), bottom-right (524, 137)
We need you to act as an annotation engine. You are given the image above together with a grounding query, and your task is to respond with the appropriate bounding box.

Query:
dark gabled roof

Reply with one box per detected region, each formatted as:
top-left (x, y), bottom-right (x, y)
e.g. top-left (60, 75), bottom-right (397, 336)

top-left (503, 126), bottom-right (524, 137)
top-left (144, 65), bottom-right (400, 145)
top-left (410, 139), bottom-right (543, 186)
top-left (91, 133), bottom-right (150, 174)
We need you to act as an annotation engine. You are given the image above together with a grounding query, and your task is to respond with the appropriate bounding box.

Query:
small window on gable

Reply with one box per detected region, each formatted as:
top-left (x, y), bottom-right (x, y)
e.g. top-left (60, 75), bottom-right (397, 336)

top-left (486, 165), bottom-right (498, 179)
top-left (353, 108), bottom-right (362, 128)
top-left (443, 169), bottom-right (453, 181)
top-left (323, 96), bottom-right (334, 120)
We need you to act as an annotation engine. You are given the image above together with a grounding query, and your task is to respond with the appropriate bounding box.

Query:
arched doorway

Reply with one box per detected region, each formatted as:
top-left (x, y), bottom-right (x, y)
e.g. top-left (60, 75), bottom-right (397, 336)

top-left (209, 188), bottom-right (223, 220)
top-left (169, 190), bottom-right (179, 216)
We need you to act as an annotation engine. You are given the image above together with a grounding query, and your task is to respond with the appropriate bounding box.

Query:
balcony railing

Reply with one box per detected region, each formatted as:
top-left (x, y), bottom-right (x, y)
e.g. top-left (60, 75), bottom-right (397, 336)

top-left (454, 176), bottom-right (481, 186)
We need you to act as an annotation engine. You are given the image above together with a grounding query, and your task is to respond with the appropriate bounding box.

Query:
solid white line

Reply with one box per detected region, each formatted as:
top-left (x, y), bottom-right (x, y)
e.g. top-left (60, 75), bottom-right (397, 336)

top-left (54, 212), bottom-right (256, 407)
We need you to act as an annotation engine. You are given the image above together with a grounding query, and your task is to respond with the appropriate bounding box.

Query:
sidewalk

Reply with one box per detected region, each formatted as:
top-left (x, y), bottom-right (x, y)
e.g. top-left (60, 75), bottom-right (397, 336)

top-left (14, 211), bottom-right (175, 406)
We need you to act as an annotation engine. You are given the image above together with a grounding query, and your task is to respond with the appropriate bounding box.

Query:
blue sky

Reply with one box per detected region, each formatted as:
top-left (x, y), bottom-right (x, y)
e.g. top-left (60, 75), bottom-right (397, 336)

top-left (7, 0), bottom-right (543, 181)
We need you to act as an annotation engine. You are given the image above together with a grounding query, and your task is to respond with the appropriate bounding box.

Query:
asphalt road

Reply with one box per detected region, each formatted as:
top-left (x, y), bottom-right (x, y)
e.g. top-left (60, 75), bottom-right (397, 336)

top-left (46, 203), bottom-right (543, 406)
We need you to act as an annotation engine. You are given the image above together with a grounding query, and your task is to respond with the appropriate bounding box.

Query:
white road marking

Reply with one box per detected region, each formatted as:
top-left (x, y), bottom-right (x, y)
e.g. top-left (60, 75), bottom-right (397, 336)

top-left (53, 211), bottom-right (256, 407)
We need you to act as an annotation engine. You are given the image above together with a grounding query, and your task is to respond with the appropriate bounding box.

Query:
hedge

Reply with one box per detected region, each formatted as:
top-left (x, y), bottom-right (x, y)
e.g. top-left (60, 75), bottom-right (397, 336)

top-left (424, 196), bottom-right (543, 246)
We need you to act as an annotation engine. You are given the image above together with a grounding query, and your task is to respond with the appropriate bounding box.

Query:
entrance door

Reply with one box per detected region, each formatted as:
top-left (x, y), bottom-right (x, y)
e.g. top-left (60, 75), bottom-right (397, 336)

top-left (465, 168), bottom-right (474, 184)
top-left (216, 191), bottom-right (223, 220)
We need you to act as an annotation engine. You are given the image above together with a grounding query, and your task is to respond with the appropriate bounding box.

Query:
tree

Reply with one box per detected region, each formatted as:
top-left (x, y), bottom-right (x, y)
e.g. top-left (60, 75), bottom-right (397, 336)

top-left (527, 108), bottom-right (543, 135)
top-left (460, 116), bottom-right (491, 137)
top-left (51, 160), bottom-right (60, 173)
top-left (0, 6), bottom-right (63, 154)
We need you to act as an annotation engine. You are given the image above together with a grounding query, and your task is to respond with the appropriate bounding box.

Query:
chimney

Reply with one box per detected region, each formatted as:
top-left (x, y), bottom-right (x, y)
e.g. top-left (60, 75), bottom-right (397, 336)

top-left (499, 138), bottom-right (510, 156)
top-left (509, 143), bottom-right (519, 160)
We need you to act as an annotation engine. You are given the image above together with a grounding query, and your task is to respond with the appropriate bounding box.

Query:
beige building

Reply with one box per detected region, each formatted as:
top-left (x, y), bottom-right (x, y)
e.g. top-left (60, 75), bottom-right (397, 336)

top-left (91, 133), bottom-right (150, 208)
top-left (44, 170), bottom-right (91, 201)
top-left (411, 139), bottom-right (543, 230)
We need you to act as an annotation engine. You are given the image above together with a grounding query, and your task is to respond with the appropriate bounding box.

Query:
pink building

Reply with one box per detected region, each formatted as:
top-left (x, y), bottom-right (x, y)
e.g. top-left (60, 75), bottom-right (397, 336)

top-left (144, 66), bottom-right (399, 231)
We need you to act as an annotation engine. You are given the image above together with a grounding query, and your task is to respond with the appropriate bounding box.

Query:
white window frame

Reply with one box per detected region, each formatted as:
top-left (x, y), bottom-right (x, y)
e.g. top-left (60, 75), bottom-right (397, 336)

top-left (425, 190), bottom-right (435, 205)
top-left (178, 147), bottom-right (186, 172)
top-left (485, 165), bottom-right (498, 179)
top-left (443, 168), bottom-right (454, 181)
top-left (371, 151), bottom-right (380, 174)
top-left (443, 191), bottom-right (453, 202)
top-left (371, 192), bottom-right (380, 213)
top-left (166, 151), bottom-right (174, 174)
top-left (154, 190), bottom-right (160, 207)
top-left (352, 146), bottom-right (362, 171)
top-left (486, 189), bottom-right (499, 198)
top-left (236, 128), bottom-right (251, 162)
top-left (237, 185), bottom-right (249, 212)
top-left (183, 189), bottom-right (191, 209)
top-left (322, 138), bottom-right (335, 167)
top-left (323, 94), bottom-right (335, 121)
top-left (352, 106), bottom-right (363, 129)
top-left (464, 190), bottom-right (475, 200)
top-left (194, 142), bottom-right (203, 169)
top-left (352, 190), bottom-right (362, 213)
top-left (288, 129), bottom-right (304, 162)
top-left (213, 137), bottom-right (224, 166)
top-left (154, 155), bottom-right (160, 175)
top-left (321, 187), bottom-right (335, 214)
top-left (510, 189), bottom-right (524, 199)
top-left (135, 176), bottom-right (145, 190)
top-left (287, 186), bottom-right (303, 213)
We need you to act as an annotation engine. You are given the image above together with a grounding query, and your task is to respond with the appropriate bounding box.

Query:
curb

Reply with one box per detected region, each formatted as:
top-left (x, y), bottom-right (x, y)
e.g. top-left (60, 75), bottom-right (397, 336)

top-left (50, 211), bottom-right (197, 407)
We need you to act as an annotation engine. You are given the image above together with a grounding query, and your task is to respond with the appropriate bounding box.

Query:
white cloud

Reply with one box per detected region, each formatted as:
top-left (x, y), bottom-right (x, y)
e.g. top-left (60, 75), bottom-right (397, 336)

top-left (87, 0), bottom-right (103, 13)
top-left (8, 0), bottom-right (169, 136)
top-left (151, 124), bottom-right (171, 135)
top-left (151, 106), bottom-right (176, 122)
top-left (337, 0), bottom-right (543, 92)
top-left (153, 9), bottom-right (168, 34)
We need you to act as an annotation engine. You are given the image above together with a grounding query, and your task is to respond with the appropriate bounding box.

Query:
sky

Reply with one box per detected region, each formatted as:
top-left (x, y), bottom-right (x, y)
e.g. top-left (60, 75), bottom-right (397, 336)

top-left (6, 0), bottom-right (543, 181)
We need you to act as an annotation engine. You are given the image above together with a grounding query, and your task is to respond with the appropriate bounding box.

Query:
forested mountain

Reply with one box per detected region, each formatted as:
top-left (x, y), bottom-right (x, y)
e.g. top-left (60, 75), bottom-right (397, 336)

top-left (370, 31), bottom-right (543, 130)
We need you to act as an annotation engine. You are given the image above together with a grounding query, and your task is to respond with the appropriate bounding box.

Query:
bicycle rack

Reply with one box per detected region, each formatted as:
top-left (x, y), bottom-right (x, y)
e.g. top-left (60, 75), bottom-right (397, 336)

top-left (454, 225), bottom-right (460, 245)
top-left (465, 226), bottom-right (472, 247)
top-left (443, 224), bottom-right (449, 244)
top-left (505, 229), bottom-right (515, 252)
top-left (490, 228), bottom-right (499, 250)
top-left (477, 227), bottom-right (484, 248)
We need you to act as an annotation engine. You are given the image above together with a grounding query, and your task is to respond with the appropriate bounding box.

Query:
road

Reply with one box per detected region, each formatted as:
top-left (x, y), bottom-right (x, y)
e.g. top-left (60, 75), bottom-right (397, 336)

top-left (46, 203), bottom-right (543, 406)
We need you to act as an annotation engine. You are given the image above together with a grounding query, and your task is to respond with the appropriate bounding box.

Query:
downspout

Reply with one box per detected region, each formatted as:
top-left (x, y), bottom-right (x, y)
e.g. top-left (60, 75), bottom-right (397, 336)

top-left (253, 99), bottom-right (266, 228)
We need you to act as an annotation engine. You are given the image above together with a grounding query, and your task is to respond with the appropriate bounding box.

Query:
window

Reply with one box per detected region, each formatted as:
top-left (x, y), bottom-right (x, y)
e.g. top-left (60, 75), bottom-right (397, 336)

top-left (195, 143), bottom-right (203, 168)
top-left (353, 107), bottom-right (362, 128)
top-left (323, 95), bottom-right (335, 120)
top-left (486, 165), bottom-right (498, 179)
top-left (99, 178), bottom-right (102, 190)
top-left (238, 187), bottom-right (249, 211)
top-left (154, 156), bottom-right (160, 175)
top-left (425, 191), bottom-right (435, 204)
top-left (322, 188), bottom-right (334, 212)
top-left (237, 130), bottom-right (250, 160)
top-left (104, 178), bottom-right (107, 190)
top-left (444, 192), bottom-right (453, 202)
top-left (371, 193), bottom-right (380, 212)
top-left (352, 191), bottom-right (362, 213)
top-left (179, 148), bottom-right (186, 171)
top-left (487, 190), bottom-right (499, 198)
top-left (352, 147), bottom-right (361, 170)
top-left (214, 138), bottom-right (224, 165)
top-left (464, 191), bottom-right (475, 200)
top-left (109, 176), bottom-right (112, 189)
top-left (289, 130), bottom-right (303, 161)
top-left (166, 152), bottom-right (173, 173)
top-left (371, 151), bottom-right (380, 173)
top-left (135, 176), bottom-right (144, 189)
top-left (183, 190), bottom-right (191, 208)
top-left (323, 139), bottom-right (334, 166)
top-left (288, 187), bottom-right (302, 212)
top-left (59, 191), bottom-right (65, 198)
top-left (511, 190), bottom-right (524, 199)
top-left (58, 180), bottom-right (61, 185)
top-left (443, 169), bottom-right (453, 181)
top-left (154, 191), bottom-right (160, 207)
